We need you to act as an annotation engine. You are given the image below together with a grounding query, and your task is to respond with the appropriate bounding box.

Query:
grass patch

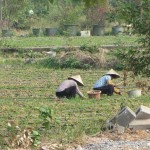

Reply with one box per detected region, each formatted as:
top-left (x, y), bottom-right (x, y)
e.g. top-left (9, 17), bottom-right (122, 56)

top-left (0, 62), bottom-right (149, 148)
top-left (0, 36), bottom-right (138, 48)
top-left (0, 43), bottom-right (149, 148)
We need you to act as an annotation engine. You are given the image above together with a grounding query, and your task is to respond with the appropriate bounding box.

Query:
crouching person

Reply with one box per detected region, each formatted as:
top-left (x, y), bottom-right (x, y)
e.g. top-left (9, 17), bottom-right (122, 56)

top-left (56, 75), bottom-right (85, 99)
top-left (93, 69), bottom-right (121, 96)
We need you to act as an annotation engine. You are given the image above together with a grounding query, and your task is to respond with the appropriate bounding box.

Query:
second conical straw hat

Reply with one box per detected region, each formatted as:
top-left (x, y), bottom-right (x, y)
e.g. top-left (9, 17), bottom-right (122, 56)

top-left (68, 75), bottom-right (84, 86)
top-left (105, 69), bottom-right (120, 78)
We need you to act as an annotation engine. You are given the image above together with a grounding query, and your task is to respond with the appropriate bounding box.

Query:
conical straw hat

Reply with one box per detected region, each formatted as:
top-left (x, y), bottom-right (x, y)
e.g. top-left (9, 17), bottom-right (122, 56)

top-left (105, 69), bottom-right (120, 78)
top-left (68, 75), bottom-right (84, 86)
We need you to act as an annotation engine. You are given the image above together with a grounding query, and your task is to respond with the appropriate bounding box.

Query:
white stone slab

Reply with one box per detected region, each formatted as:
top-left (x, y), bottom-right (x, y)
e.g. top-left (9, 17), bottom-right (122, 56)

top-left (117, 124), bottom-right (125, 134)
top-left (129, 119), bottom-right (150, 130)
top-left (80, 30), bottom-right (91, 37)
top-left (135, 105), bottom-right (150, 120)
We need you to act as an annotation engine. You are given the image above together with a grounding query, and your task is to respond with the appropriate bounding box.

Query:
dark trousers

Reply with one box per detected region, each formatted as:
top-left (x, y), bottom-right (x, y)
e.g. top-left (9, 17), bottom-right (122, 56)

top-left (56, 86), bottom-right (76, 99)
top-left (93, 85), bottom-right (114, 96)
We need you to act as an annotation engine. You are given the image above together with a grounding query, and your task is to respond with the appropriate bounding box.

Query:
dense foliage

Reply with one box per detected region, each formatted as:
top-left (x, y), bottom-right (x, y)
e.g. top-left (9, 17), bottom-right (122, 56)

top-left (0, 0), bottom-right (108, 28)
top-left (112, 0), bottom-right (150, 76)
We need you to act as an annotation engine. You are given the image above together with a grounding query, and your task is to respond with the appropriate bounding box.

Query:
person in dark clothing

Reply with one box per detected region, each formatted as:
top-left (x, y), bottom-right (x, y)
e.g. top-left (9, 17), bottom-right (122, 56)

top-left (56, 75), bottom-right (85, 99)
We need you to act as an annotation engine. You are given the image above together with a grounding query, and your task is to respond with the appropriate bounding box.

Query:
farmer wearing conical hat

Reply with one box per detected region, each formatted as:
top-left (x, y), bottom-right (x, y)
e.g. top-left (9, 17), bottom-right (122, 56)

top-left (56, 75), bottom-right (85, 99)
top-left (93, 69), bottom-right (121, 96)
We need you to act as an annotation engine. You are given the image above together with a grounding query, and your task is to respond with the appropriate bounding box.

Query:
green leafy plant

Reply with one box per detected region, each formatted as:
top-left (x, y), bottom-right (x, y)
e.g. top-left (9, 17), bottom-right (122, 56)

top-left (36, 107), bottom-right (54, 129)
top-left (30, 130), bottom-right (41, 146)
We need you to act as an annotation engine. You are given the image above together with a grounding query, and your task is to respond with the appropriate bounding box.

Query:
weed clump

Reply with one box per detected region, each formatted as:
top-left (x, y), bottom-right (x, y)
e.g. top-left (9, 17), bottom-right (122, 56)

top-left (38, 50), bottom-right (107, 69)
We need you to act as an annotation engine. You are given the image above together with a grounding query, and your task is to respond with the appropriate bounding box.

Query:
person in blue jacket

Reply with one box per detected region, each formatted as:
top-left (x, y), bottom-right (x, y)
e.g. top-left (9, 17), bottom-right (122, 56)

top-left (93, 69), bottom-right (121, 96)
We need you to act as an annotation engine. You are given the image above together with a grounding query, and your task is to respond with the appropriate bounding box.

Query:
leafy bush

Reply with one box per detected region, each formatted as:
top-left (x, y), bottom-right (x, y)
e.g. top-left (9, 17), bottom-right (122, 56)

top-left (38, 57), bottom-right (60, 68)
top-left (113, 0), bottom-right (150, 77)
top-left (38, 57), bottom-right (91, 69)
top-left (113, 43), bottom-right (150, 76)
top-left (60, 57), bottom-right (81, 69)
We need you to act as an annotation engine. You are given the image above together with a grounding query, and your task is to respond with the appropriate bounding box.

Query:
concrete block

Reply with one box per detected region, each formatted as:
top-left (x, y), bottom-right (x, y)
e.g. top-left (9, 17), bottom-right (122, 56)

top-left (135, 105), bottom-right (150, 120)
top-left (129, 119), bottom-right (150, 130)
top-left (117, 124), bottom-right (125, 134)
top-left (102, 120), bottom-right (115, 131)
top-left (116, 107), bottom-right (136, 127)
top-left (80, 30), bottom-right (91, 37)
